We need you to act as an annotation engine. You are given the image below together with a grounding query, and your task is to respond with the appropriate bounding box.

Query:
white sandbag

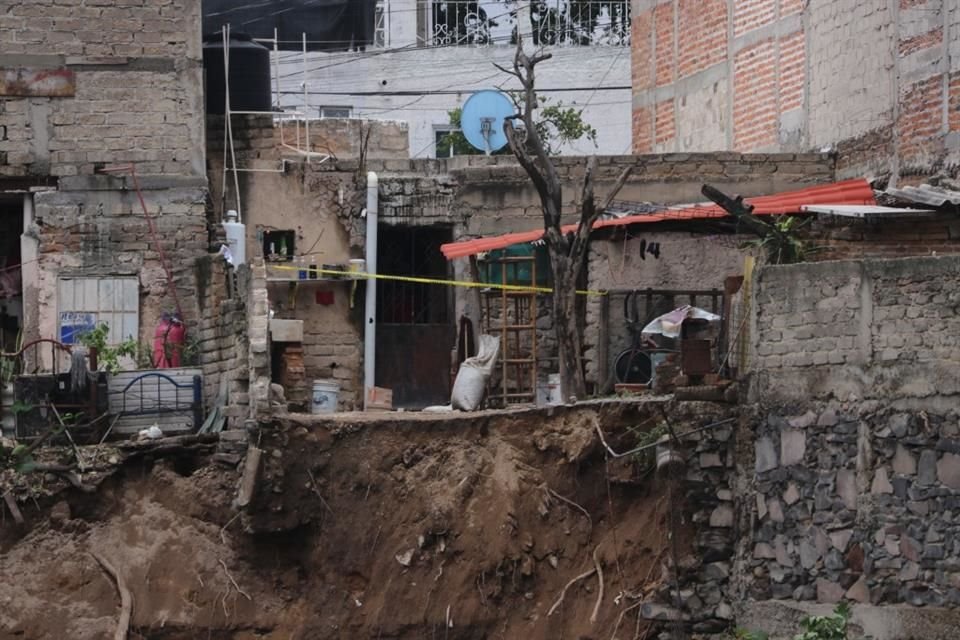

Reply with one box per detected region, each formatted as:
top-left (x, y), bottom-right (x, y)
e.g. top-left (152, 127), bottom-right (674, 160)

top-left (451, 334), bottom-right (500, 411)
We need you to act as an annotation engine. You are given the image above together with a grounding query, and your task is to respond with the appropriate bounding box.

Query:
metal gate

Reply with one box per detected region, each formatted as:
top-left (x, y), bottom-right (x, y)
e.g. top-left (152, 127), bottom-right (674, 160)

top-left (375, 224), bottom-right (454, 409)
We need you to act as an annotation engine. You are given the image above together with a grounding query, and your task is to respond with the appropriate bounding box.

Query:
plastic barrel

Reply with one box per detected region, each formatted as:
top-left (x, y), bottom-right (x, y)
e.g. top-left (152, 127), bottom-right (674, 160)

top-left (311, 379), bottom-right (340, 414)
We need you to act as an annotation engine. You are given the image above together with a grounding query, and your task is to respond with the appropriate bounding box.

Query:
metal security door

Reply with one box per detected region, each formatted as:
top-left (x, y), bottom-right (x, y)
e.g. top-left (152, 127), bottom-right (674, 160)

top-left (375, 225), bottom-right (454, 409)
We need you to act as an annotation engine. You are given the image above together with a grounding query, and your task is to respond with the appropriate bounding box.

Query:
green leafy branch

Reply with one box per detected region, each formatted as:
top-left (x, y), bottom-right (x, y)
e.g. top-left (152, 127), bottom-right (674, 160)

top-left (78, 323), bottom-right (139, 374)
top-left (741, 215), bottom-right (820, 265)
top-left (734, 603), bottom-right (850, 640)
top-left (627, 421), bottom-right (668, 476)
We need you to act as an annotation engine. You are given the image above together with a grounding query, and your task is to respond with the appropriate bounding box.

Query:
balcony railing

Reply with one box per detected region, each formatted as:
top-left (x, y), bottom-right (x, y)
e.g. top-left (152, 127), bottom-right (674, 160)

top-left (419, 0), bottom-right (631, 47)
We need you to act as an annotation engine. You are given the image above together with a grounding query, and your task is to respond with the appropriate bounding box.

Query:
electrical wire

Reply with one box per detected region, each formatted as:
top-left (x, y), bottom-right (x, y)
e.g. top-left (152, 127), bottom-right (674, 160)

top-left (275, 85), bottom-right (629, 96)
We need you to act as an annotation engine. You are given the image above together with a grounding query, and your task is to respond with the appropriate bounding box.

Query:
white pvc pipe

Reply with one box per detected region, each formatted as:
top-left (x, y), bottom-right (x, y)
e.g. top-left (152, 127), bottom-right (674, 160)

top-left (363, 171), bottom-right (379, 410)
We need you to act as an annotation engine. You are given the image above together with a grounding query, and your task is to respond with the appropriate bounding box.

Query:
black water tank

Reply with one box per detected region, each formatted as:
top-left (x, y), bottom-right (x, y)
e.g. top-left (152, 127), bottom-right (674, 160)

top-left (203, 32), bottom-right (272, 115)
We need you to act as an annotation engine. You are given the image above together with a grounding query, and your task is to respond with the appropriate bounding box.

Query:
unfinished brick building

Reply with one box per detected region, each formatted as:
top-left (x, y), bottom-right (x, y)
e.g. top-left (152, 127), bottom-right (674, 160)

top-left (0, 0), bottom-right (207, 361)
top-left (631, 0), bottom-right (960, 181)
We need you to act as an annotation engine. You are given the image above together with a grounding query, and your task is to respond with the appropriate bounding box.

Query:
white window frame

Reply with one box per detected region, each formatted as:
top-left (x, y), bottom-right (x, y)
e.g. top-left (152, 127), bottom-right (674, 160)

top-left (434, 127), bottom-right (460, 158)
top-left (318, 106), bottom-right (353, 119)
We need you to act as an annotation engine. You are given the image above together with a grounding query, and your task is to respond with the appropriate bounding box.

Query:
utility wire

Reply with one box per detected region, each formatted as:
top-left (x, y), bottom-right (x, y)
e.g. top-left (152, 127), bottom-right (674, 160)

top-left (275, 85), bottom-right (630, 96)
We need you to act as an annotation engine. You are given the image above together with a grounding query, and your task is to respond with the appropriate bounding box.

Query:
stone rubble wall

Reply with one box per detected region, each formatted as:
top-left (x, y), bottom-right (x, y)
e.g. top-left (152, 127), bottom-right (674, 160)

top-left (677, 409), bottom-right (739, 633)
top-left (741, 254), bottom-right (960, 613)
top-left (745, 403), bottom-right (960, 608)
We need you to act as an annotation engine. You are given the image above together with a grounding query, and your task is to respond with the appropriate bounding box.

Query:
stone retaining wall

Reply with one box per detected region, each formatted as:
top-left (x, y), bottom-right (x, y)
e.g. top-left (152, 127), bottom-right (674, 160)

top-left (740, 254), bottom-right (960, 617)
top-left (744, 403), bottom-right (960, 608)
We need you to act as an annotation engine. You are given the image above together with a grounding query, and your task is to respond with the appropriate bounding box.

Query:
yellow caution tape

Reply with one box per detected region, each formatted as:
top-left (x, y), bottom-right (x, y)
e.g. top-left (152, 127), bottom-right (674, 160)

top-left (265, 263), bottom-right (607, 296)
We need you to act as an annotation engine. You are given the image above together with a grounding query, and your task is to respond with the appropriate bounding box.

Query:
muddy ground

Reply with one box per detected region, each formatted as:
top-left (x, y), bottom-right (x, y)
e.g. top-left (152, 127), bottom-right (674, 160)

top-left (0, 400), bottom-right (725, 639)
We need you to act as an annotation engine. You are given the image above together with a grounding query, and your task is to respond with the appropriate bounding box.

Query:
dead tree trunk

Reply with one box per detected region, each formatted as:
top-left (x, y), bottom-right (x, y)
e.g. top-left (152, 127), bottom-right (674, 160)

top-left (498, 37), bottom-right (631, 401)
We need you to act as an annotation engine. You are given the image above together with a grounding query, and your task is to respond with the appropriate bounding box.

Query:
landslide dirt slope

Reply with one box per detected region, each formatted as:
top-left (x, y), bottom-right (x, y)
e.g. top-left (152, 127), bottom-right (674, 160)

top-left (0, 401), bottom-right (698, 639)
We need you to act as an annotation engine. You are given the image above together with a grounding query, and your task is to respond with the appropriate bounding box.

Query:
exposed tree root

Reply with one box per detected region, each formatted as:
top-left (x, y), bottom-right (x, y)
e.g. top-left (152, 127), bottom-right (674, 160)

top-left (91, 550), bottom-right (132, 640)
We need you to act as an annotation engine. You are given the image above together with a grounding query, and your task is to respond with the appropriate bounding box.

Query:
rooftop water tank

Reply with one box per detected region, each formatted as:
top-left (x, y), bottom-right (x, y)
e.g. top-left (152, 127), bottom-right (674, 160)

top-left (203, 32), bottom-right (272, 115)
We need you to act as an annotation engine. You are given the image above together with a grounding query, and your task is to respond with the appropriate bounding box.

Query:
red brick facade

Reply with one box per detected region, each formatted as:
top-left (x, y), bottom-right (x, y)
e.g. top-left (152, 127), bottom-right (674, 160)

top-left (678, 0), bottom-right (727, 78)
top-left (734, 39), bottom-right (778, 149)
top-left (779, 30), bottom-right (805, 112)
top-left (654, 2), bottom-right (675, 87)
top-left (632, 8), bottom-right (654, 92)
top-left (655, 99), bottom-right (676, 146)
top-left (898, 27), bottom-right (943, 57)
top-left (734, 0), bottom-right (775, 38)
top-left (634, 106), bottom-right (653, 153)
top-left (897, 75), bottom-right (944, 160)
top-left (950, 72), bottom-right (960, 133)
top-left (631, 0), bottom-right (959, 178)
top-left (780, 0), bottom-right (804, 16)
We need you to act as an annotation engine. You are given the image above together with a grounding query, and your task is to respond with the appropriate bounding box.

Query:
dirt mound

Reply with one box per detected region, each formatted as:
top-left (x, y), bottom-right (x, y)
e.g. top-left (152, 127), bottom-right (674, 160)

top-left (0, 400), bottom-right (701, 639)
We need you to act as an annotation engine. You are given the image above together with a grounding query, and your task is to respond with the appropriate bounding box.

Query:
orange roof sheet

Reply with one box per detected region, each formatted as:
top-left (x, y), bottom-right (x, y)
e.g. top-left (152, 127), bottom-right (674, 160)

top-left (440, 178), bottom-right (876, 260)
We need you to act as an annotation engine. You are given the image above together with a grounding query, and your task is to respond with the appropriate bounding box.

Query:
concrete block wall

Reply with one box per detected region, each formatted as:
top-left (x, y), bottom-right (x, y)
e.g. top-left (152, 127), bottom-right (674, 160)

top-left (752, 255), bottom-right (960, 404)
top-left (0, 0), bottom-right (204, 178)
top-left (631, 0), bottom-right (960, 181)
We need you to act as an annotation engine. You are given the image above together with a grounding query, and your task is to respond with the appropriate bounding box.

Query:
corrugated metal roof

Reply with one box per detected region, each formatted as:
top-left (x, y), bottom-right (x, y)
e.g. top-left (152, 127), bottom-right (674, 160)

top-left (441, 178), bottom-right (876, 260)
top-left (883, 184), bottom-right (960, 207)
top-left (801, 204), bottom-right (938, 218)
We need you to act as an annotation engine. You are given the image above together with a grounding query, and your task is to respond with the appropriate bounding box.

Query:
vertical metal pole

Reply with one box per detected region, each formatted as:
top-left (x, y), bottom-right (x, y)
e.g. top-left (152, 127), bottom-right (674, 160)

top-left (363, 172), bottom-right (379, 410)
top-left (273, 28), bottom-right (280, 109)
top-left (302, 33), bottom-right (309, 153)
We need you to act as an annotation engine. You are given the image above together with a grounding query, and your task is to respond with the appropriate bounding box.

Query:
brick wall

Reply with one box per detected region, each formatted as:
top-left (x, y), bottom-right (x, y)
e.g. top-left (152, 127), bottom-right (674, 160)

top-left (678, 0), bottom-right (727, 79)
top-left (27, 179), bottom-right (209, 353)
top-left (654, 3), bottom-right (675, 87)
top-left (196, 257), bottom-right (251, 425)
top-left (734, 0), bottom-right (776, 37)
top-left (733, 40), bottom-right (778, 150)
top-left (632, 0), bottom-right (960, 181)
top-left (741, 255), bottom-right (960, 614)
top-left (811, 212), bottom-right (960, 261)
top-left (3, 0), bottom-right (209, 384)
top-left (0, 0), bottom-right (203, 179)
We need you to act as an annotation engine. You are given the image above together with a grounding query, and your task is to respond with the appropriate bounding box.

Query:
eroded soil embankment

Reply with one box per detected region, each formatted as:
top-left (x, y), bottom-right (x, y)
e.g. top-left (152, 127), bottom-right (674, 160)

top-left (0, 401), bottom-right (716, 639)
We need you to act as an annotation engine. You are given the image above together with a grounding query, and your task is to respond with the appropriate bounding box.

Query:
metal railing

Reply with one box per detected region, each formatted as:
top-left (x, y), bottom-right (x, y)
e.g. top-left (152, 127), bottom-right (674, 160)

top-left (375, 0), bottom-right (390, 47)
top-left (419, 0), bottom-right (630, 47)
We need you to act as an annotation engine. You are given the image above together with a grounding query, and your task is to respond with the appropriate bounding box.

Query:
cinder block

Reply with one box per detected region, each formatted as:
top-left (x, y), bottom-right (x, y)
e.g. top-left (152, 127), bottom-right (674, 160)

top-left (270, 319), bottom-right (304, 343)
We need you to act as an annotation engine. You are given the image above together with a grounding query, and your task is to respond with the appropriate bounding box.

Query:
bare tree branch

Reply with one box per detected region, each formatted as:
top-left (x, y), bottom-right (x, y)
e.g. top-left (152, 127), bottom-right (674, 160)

top-left (491, 62), bottom-right (519, 79)
top-left (570, 165), bottom-right (633, 273)
top-left (601, 166), bottom-right (634, 212)
top-left (508, 35), bottom-right (562, 231)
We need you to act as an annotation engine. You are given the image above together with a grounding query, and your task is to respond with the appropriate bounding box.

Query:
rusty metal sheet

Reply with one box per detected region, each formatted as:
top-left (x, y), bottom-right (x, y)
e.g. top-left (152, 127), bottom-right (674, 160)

top-left (0, 67), bottom-right (76, 97)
